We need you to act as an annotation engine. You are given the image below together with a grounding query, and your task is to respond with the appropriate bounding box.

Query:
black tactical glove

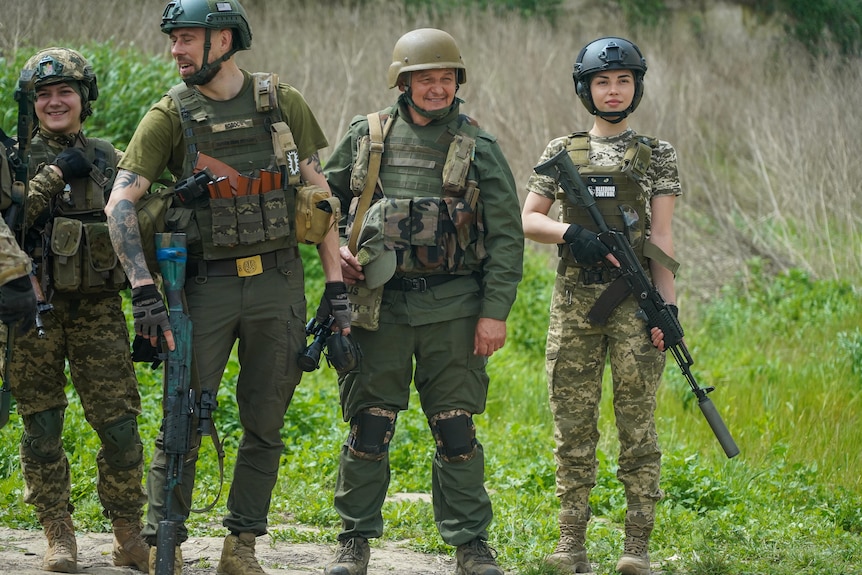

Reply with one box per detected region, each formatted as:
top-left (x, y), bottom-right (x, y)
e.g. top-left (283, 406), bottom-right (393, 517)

top-left (316, 281), bottom-right (351, 331)
top-left (563, 223), bottom-right (610, 265)
top-left (131, 284), bottom-right (171, 341)
top-left (0, 275), bottom-right (37, 334)
top-left (325, 332), bottom-right (361, 373)
top-left (53, 147), bottom-right (92, 182)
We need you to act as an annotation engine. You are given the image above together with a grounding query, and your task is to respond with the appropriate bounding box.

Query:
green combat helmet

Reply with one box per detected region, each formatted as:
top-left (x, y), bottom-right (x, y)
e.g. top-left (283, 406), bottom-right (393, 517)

top-left (24, 47), bottom-right (99, 121)
top-left (573, 36), bottom-right (647, 123)
top-left (387, 28), bottom-right (467, 89)
top-left (160, 0), bottom-right (252, 86)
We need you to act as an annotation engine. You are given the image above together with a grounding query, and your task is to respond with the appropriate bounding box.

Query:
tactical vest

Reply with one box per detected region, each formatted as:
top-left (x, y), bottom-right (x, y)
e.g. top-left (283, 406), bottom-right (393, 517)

top-left (30, 137), bottom-right (126, 295)
top-left (168, 73), bottom-right (298, 261)
top-left (557, 131), bottom-right (654, 268)
top-left (349, 107), bottom-right (484, 275)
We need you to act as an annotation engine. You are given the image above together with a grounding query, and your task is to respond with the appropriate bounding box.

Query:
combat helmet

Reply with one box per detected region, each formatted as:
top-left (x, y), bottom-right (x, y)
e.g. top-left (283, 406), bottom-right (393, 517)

top-left (573, 37), bottom-right (647, 123)
top-left (161, 0), bottom-right (252, 85)
top-left (387, 28), bottom-right (466, 89)
top-left (24, 47), bottom-right (99, 121)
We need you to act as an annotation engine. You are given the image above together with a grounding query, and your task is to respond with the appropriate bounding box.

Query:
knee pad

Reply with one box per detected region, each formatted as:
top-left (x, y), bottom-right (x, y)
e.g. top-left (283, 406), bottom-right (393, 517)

top-left (97, 415), bottom-right (144, 471)
top-left (21, 408), bottom-right (65, 463)
top-left (429, 409), bottom-right (478, 463)
top-left (347, 408), bottom-right (396, 461)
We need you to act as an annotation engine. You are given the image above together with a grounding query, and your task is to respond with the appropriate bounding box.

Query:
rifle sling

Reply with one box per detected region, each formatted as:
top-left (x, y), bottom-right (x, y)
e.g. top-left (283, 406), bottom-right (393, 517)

top-left (188, 427), bottom-right (226, 514)
top-left (587, 276), bottom-right (632, 326)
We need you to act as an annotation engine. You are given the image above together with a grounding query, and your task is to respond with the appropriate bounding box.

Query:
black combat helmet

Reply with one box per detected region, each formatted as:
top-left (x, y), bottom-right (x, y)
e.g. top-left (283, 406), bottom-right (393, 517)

top-left (573, 37), bottom-right (647, 123)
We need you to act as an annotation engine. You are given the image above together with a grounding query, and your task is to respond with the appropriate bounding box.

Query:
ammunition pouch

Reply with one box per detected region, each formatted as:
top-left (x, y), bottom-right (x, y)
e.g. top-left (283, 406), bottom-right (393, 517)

top-left (50, 217), bottom-right (126, 293)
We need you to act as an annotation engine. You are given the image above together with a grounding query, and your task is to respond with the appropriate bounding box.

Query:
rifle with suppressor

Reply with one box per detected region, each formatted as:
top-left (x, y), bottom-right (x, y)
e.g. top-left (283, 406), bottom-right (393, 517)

top-left (534, 148), bottom-right (740, 458)
top-left (1, 69), bottom-right (49, 429)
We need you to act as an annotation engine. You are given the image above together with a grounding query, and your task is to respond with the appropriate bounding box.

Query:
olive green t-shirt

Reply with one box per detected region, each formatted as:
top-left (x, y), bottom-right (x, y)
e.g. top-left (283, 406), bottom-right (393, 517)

top-left (119, 70), bottom-right (328, 182)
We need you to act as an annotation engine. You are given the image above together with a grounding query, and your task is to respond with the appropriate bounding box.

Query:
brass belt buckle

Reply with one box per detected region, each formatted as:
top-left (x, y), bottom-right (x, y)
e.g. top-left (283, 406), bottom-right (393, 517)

top-left (235, 255), bottom-right (263, 277)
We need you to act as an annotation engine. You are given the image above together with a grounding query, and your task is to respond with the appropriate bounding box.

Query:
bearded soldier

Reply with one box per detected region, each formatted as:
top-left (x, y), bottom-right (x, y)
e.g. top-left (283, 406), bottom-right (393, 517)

top-left (323, 28), bottom-right (524, 575)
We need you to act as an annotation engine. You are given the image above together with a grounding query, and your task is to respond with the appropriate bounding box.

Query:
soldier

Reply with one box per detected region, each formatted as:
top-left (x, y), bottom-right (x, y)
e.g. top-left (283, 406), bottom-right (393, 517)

top-left (3, 47), bottom-right (150, 573)
top-left (521, 37), bottom-right (682, 575)
top-left (323, 28), bottom-right (523, 575)
top-left (0, 210), bottom-right (36, 330)
top-left (103, 1), bottom-right (349, 574)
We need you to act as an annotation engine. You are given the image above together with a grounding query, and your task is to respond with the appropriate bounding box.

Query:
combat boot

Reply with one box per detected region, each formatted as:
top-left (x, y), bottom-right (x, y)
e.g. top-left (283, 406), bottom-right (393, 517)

top-left (41, 515), bottom-right (77, 573)
top-left (112, 518), bottom-right (150, 571)
top-left (324, 536), bottom-right (370, 575)
top-left (217, 532), bottom-right (266, 575)
top-left (615, 513), bottom-right (653, 575)
top-left (455, 538), bottom-right (504, 575)
top-left (148, 544), bottom-right (183, 575)
top-left (545, 512), bottom-right (591, 573)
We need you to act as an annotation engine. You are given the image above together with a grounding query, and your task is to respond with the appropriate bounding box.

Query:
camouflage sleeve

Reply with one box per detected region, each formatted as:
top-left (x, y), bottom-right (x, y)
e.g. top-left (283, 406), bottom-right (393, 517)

top-left (524, 136), bottom-right (570, 200)
top-left (324, 115), bottom-right (368, 239)
top-left (648, 139), bottom-right (682, 198)
top-left (474, 131), bottom-right (524, 321)
top-left (0, 217), bottom-right (31, 285)
top-left (26, 164), bottom-right (65, 228)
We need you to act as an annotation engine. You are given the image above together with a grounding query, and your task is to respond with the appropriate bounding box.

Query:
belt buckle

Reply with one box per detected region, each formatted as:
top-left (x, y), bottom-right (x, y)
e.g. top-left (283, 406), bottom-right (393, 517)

top-left (235, 255), bottom-right (263, 277)
top-left (409, 277), bottom-right (428, 292)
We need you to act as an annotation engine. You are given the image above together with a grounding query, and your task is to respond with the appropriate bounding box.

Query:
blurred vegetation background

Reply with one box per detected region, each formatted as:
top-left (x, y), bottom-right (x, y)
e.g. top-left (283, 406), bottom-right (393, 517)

top-left (0, 1), bottom-right (860, 574)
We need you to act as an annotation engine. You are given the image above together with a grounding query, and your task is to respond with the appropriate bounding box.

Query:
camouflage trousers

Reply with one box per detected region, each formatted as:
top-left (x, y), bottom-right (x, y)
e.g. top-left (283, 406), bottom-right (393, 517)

top-left (6, 293), bottom-right (146, 522)
top-left (545, 270), bottom-right (665, 516)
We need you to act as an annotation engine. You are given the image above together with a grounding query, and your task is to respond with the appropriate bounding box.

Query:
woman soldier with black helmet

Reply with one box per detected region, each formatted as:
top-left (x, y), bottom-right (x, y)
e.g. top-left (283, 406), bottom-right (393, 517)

top-left (522, 37), bottom-right (682, 575)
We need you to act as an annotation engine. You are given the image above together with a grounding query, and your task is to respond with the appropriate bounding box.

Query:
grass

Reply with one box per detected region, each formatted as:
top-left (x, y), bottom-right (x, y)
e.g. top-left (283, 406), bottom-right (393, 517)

top-left (0, 2), bottom-right (860, 574)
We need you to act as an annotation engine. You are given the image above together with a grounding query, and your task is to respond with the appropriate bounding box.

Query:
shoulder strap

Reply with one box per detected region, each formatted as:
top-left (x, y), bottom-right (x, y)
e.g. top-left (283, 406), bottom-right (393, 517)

top-left (565, 131), bottom-right (590, 166)
top-left (347, 111), bottom-right (390, 254)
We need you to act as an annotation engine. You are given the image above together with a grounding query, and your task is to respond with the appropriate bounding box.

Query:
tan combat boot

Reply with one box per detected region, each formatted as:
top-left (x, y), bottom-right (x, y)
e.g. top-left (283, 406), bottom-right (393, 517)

top-left (112, 518), bottom-right (150, 571)
top-left (324, 536), bottom-right (370, 575)
top-left (217, 532), bottom-right (266, 575)
top-left (545, 511), bottom-right (591, 573)
top-left (148, 544), bottom-right (183, 575)
top-left (41, 515), bottom-right (77, 573)
top-left (455, 538), bottom-right (504, 575)
top-left (615, 513), bottom-right (653, 575)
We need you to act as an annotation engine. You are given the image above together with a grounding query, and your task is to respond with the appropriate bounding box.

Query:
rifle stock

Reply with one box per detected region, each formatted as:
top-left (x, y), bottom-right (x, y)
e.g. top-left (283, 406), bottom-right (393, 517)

top-left (535, 149), bottom-right (740, 458)
top-left (154, 232), bottom-right (193, 573)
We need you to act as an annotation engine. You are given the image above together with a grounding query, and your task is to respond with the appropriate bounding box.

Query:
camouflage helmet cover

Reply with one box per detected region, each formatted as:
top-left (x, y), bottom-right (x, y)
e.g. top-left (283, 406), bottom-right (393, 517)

top-left (24, 47), bottom-right (99, 103)
top-left (161, 0), bottom-right (252, 51)
top-left (573, 36), bottom-right (647, 117)
top-left (387, 28), bottom-right (467, 89)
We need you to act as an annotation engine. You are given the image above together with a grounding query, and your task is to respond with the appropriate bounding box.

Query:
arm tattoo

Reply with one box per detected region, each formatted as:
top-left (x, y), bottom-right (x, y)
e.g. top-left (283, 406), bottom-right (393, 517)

top-left (305, 153), bottom-right (324, 175)
top-left (107, 198), bottom-right (151, 286)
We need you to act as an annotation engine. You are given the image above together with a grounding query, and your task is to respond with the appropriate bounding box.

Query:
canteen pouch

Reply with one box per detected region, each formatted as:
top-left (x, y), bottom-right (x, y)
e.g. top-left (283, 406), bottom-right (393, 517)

top-left (235, 194), bottom-right (265, 245)
top-left (260, 188), bottom-right (290, 241)
top-left (347, 282), bottom-right (383, 331)
top-left (210, 196), bottom-right (238, 247)
top-left (50, 217), bottom-right (83, 291)
top-left (81, 222), bottom-right (125, 293)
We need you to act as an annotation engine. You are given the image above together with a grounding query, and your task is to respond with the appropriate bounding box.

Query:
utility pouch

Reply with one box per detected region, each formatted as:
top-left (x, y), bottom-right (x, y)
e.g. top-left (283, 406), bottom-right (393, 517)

top-left (350, 135), bottom-right (372, 194)
top-left (261, 188), bottom-right (291, 241)
top-left (295, 184), bottom-right (338, 245)
top-left (209, 196), bottom-right (238, 247)
top-left (50, 217), bottom-right (83, 291)
top-left (81, 222), bottom-right (125, 293)
top-left (235, 194), bottom-right (265, 245)
top-left (442, 134), bottom-right (475, 195)
top-left (347, 282), bottom-right (383, 331)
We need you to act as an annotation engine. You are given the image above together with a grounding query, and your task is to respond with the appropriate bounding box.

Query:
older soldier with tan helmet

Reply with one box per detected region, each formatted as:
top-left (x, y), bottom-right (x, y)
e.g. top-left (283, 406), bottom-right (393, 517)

top-left (323, 28), bottom-right (523, 575)
top-left (522, 36), bottom-right (682, 575)
top-left (4, 46), bottom-right (150, 573)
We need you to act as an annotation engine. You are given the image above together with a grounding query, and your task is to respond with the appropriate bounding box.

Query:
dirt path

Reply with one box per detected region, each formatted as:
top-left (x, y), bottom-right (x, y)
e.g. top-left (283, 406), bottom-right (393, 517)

top-left (0, 527), bottom-right (455, 574)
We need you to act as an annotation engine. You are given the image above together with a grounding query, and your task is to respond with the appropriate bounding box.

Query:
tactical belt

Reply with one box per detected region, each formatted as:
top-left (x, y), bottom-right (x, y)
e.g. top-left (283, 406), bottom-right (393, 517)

top-left (187, 247), bottom-right (299, 278)
top-left (384, 274), bottom-right (465, 292)
top-left (557, 261), bottom-right (622, 285)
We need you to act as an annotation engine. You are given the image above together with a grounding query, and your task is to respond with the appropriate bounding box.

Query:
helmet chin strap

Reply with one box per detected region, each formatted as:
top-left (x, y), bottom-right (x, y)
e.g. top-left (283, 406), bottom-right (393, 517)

top-left (184, 28), bottom-right (237, 87)
top-left (596, 109), bottom-right (628, 124)
top-left (400, 88), bottom-right (462, 121)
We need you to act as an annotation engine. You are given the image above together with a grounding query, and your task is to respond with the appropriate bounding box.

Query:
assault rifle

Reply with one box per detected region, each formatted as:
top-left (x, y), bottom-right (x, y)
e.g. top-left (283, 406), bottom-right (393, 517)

top-left (1, 69), bottom-right (42, 430)
top-left (535, 149), bottom-right (740, 459)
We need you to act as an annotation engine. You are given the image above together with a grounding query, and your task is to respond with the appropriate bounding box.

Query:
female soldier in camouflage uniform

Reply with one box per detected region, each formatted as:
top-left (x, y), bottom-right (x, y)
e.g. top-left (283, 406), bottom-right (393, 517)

top-left (522, 37), bottom-right (682, 575)
top-left (6, 47), bottom-right (149, 573)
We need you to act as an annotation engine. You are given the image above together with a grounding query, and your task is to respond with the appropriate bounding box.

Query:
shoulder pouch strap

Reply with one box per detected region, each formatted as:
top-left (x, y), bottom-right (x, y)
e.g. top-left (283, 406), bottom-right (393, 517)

top-left (348, 111), bottom-right (389, 254)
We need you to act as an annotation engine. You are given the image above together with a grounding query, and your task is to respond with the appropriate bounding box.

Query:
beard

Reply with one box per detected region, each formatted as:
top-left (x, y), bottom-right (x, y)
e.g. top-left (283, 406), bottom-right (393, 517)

top-left (183, 61), bottom-right (223, 87)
